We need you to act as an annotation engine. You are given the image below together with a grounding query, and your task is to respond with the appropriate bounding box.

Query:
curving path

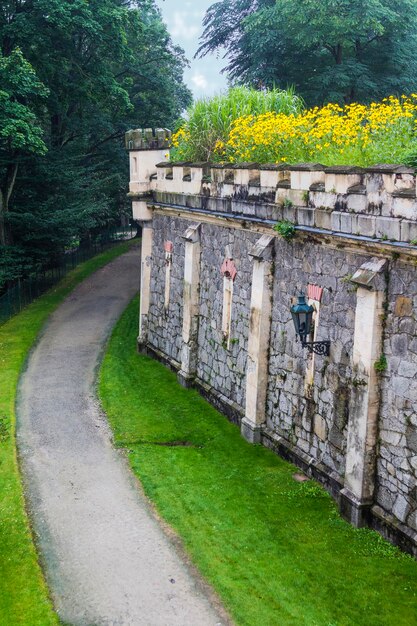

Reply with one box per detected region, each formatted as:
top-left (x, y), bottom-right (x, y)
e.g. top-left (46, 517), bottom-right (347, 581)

top-left (17, 247), bottom-right (225, 626)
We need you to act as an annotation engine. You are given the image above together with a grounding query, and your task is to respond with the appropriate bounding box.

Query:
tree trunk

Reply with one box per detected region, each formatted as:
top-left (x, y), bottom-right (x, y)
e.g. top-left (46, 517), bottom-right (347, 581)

top-left (51, 113), bottom-right (63, 148)
top-left (0, 163), bottom-right (19, 246)
top-left (0, 192), bottom-right (6, 247)
top-left (336, 43), bottom-right (343, 65)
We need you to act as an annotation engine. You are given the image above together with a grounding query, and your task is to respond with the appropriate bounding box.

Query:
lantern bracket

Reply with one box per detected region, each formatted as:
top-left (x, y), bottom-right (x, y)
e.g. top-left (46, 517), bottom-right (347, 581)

top-left (300, 339), bottom-right (330, 356)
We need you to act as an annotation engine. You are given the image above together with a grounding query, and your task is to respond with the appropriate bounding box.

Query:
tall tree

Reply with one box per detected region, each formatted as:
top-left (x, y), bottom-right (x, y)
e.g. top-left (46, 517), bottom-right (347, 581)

top-left (197, 0), bottom-right (417, 105)
top-left (0, 0), bottom-right (191, 287)
top-left (0, 48), bottom-right (47, 246)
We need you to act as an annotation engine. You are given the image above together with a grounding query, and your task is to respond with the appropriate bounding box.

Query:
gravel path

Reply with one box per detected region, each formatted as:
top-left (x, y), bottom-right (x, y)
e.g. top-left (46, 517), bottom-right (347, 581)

top-left (17, 247), bottom-right (225, 626)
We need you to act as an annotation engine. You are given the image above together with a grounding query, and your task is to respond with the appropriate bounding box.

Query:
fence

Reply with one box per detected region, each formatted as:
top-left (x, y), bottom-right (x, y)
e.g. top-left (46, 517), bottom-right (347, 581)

top-left (0, 224), bottom-right (137, 325)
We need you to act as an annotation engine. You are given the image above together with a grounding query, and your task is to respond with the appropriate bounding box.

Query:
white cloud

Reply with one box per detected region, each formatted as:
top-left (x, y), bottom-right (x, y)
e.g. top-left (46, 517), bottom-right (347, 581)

top-left (191, 72), bottom-right (209, 90)
top-left (171, 12), bottom-right (200, 40)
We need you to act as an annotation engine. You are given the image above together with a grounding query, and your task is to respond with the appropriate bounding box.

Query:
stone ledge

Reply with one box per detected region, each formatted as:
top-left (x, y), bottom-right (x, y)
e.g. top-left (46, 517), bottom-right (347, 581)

top-left (371, 505), bottom-right (417, 558)
top-left (194, 377), bottom-right (244, 426)
top-left (138, 341), bottom-right (181, 373)
top-left (324, 165), bottom-right (365, 174)
top-left (262, 427), bottom-right (343, 501)
top-left (151, 199), bottom-right (417, 260)
top-left (152, 191), bottom-right (417, 246)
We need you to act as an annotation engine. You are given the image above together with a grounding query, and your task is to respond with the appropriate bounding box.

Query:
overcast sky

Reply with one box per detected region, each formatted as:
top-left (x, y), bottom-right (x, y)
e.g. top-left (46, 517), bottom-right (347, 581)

top-left (155, 0), bottom-right (228, 99)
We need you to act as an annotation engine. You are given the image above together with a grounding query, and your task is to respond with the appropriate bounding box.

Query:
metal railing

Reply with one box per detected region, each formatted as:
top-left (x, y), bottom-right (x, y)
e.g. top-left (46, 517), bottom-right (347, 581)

top-left (0, 224), bottom-right (137, 325)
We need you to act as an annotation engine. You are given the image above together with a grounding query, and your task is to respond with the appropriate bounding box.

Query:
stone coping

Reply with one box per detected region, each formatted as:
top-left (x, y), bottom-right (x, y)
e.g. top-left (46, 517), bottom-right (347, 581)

top-left (149, 189), bottom-right (417, 246)
top-left (154, 161), bottom-right (415, 176)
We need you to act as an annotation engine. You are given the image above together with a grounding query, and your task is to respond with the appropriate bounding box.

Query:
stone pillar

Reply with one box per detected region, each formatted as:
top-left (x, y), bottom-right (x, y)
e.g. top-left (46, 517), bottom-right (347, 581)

top-left (241, 235), bottom-right (274, 444)
top-left (138, 223), bottom-right (153, 351)
top-left (178, 224), bottom-right (201, 388)
top-left (340, 258), bottom-right (387, 526)
top-left (125, 128), bottom-right (171, 352)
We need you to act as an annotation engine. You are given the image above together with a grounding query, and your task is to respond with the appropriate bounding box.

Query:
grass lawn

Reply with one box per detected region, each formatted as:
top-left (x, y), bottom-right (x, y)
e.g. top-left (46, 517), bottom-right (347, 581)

top-left (100, 296), bottom-right (417, 626)
top-left (0, 240), bottom-right (138, 626)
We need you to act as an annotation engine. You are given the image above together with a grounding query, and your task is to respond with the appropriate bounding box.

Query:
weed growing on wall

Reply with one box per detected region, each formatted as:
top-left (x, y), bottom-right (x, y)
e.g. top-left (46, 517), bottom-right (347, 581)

top-left (274, 220), bottom-right (296, 241)
top-left (374, 354), bottom-right (388, 373)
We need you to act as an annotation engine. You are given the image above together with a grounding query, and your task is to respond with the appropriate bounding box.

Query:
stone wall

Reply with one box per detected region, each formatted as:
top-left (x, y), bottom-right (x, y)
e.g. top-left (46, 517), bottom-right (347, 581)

top-left (196, 226), bottom-right (255, 412)
top-left (147, 215), bottom-right (184, 364)
top-left (376, 261), bottom-right (417, 533)
top-left (151, 160), bottom-right (417, 244)
top-left (127, 131), bottom-right (417, 555)
top-left (266, 241), bottom-right (369, 483)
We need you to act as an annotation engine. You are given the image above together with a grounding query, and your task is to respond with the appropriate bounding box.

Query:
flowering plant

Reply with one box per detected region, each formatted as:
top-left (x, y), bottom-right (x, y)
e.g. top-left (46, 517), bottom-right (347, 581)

top-left (173, 95), bottom-right (417, 167)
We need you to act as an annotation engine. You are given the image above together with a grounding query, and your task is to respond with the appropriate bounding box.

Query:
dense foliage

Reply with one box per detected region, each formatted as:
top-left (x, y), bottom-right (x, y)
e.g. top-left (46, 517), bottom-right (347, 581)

top-left (0, 0), bottom-right (191, 289)
top-left (171, 86), bottom-right (303, 161)
top-left (172, 93), bottom-right (417, 166)
top-left (197, 0), bottom-right (417, 106)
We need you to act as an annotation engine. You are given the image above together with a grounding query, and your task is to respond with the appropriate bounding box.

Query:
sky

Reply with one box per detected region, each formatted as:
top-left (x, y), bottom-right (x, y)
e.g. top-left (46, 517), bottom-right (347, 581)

top-left (155, 0), bottom-right (228, 99)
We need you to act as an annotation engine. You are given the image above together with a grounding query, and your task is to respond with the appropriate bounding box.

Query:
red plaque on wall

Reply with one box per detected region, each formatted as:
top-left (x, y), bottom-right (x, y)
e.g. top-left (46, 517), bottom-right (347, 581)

top-left (221, 258), bottom-right (237, 281)
top-left (308, 284), bottom-right (323, 302)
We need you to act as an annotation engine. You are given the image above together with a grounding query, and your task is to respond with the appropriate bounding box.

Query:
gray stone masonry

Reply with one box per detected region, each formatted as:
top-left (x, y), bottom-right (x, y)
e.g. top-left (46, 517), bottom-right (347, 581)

top-left (197, 225), bottom-right (256, 409)
top-left (147, 216), bottom-right (184, 363)
top-left (153, 161), bottom-right (417, 245)
top-left (127, 134), bottom-right (417, 555)
top-left (266, 241), bottom-right (368, 481)
top-left (377, 261), bottom-right (417, 532)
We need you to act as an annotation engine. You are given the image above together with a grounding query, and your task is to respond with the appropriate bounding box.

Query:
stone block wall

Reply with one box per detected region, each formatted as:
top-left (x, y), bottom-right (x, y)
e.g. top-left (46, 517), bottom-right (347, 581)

top-left (196, 225), bottom-right (255, 412)
top-left (376, 261), bottom-right (417, 533)
top-left (266, 241), bottom-right (369, 483)
top-left (127, 132), bottom-right (417, 555)
top-left (147, 216), bottom-right (184, 364)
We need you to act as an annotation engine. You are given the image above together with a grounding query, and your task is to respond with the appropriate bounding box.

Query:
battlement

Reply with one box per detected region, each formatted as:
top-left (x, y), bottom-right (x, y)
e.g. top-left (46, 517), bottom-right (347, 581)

top-left (124, 127), bottom-right (417, 246)
top-left (150, 161), bottom-right (417, 245)
top-left (125, 128), bottom-right (172, 151)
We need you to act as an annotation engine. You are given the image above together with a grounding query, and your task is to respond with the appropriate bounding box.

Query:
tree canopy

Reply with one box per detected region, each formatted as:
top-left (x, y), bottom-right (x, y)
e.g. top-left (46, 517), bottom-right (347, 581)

top-left (0, 0), bottom-right (191, 288)
top-left (197, 0), bottom-right (417, 105)
top-left (0, 48), bottom-right (48, 247)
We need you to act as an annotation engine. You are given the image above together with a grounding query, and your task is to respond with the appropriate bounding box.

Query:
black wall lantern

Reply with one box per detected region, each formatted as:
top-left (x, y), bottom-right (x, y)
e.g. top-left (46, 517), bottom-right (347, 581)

top-left (290, 293), bottom-right (330, 356)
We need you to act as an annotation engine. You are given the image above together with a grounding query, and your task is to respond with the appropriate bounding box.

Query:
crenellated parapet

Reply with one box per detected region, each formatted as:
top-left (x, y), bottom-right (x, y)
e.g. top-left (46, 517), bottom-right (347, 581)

top-left (125, 128), bottom-right (172, 151)
top-left (125, 128), bottom-right (417, 246)
top-left (150, 161), bottom-right (417, 245)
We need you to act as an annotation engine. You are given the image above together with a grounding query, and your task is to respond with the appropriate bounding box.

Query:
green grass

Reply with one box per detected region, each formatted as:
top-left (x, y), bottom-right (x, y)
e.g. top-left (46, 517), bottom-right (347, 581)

top-left (172, 86), bottom-right (303, 162)
top-left (100, 296), bottom-right (417, 626)
top-left (0, 239), bottom-right (138, 625)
